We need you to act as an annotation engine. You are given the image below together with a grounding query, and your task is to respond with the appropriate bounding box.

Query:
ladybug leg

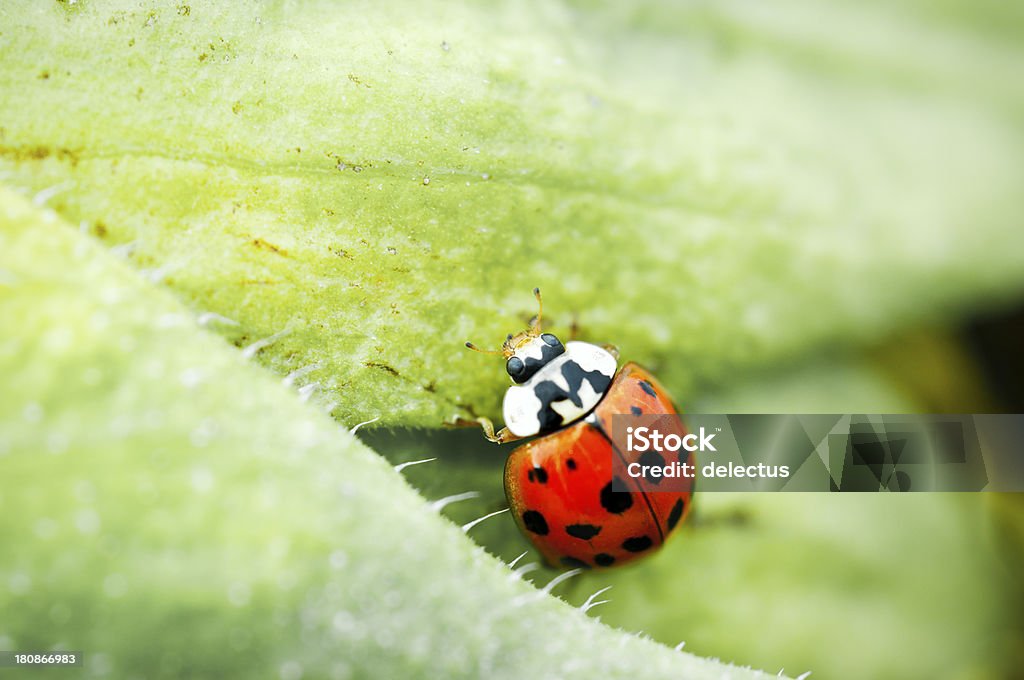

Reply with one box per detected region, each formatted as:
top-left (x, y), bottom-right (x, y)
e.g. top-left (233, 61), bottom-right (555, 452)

top-left (568, 313), bottom-right (580, 341)
top-left (448, 416), bottom-right (521, 444)
top-left (479, 419), bottom-right (520, 446)
top-left (601, 343), bottom-right (620, 360)
top-left (475, 417), bottom-right (521, 444)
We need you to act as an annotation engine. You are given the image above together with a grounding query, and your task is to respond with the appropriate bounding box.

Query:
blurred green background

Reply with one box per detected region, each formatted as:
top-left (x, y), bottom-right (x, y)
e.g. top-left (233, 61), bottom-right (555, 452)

top-left (2, 0), bottom-right (1024, 678)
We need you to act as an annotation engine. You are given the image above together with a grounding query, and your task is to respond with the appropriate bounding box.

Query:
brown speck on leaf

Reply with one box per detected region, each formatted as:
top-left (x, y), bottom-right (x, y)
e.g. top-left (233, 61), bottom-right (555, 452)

top-left (177, 4), bottom-right (191, 16)
top-left (232, 101), bottom-right (243, 114)
top-left (365, 362), bottom-right (400, 377)
top-left (423, 382), bottom-right (438, 393)
top-left (92, 222), bottom-right (109, 238)
top-left (38, 71), bottom-right (50, 80)
top-left (0, 144), bottom-right (80, 166)
top-left (251, 238), bottom-right (288, 256)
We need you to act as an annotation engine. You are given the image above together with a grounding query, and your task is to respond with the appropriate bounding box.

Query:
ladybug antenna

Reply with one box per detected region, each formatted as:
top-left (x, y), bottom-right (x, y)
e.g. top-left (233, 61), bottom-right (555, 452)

top-left (465, 341), bottom-right (503, 356)
top-left (530, 287), bottom-right (543, 334)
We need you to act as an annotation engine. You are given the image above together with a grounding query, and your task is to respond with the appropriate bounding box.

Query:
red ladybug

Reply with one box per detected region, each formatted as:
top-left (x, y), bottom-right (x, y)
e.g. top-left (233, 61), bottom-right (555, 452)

top-left (465, 289), bottom-right (694, 569)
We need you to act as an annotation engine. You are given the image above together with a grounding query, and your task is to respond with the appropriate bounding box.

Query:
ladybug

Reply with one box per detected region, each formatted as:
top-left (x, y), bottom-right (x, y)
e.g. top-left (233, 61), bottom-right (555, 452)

top-left (464, 288), bottom-right (694, 569)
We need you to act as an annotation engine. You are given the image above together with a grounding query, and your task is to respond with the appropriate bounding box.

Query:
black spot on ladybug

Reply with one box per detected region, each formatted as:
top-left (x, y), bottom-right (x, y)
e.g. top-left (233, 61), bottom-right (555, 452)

top-left (565, 523), bottom-right (601, 540)
top-left (638, 380), bottom-right (657, 398)
top-left (677, 449), bottom-right (689, 466)
top-left (566, 458), bottom-right (577, 470)
top-left (530, 466), bottom-right (548, 484)
top-left (533, 362), bottom-right (613, 432)
top-left (622, 535), bottom-right (653, 552)
top-left (594, 553), bottom-right (616, 567)
top-left (511, 338), bottom-right (565, 383)
top-left (638, 450), bottom-right (665, 485)
top-left (522, 510), bottom-right (549, 535)
top-left (630, 406), bottom-right (642, 415)
top-left (560, 556), bottom-right (591, 570)
top-left (600, 479), bottom-right (633, 514)
top-left (667, 498), bottom-right (685, 531)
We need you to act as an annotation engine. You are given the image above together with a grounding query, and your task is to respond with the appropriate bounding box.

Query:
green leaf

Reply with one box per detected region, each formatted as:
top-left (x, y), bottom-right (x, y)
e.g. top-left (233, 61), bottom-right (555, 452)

top-left (2, 2), bottom-right (1022, 678)
top-left (1, 1), bottom-right (1023, 426)
top-left (0, 187), bottom-right (772, 678)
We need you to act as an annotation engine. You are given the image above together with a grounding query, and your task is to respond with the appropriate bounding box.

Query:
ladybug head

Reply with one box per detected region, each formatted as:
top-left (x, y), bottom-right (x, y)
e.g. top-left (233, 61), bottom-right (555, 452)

top-left (465, 287), bottom-right (566, 383)
top-left (503, 332), bottom-right (565, 383)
